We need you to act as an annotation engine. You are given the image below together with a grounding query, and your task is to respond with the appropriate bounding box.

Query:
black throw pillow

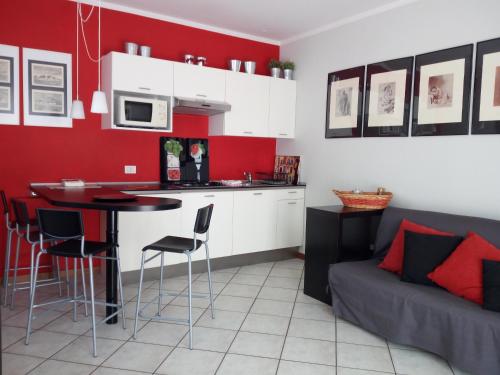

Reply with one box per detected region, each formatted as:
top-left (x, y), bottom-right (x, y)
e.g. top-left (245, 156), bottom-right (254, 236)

top-left (483, 260), bottom-right (500, 312)
top-left (401, 231), bottom-right (463, 286)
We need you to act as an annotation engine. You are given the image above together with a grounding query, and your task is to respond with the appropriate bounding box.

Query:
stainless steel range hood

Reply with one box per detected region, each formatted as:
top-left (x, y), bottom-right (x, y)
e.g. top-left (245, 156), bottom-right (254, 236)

top-left (173, 97), bottom-right (231, 116)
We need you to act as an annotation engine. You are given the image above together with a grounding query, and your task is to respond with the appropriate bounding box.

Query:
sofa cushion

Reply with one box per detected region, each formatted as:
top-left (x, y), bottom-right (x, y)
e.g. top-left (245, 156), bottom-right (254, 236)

top-left (483, 260), bottom-right (500, 312)
top-left (329, 259), bottom-right (500, 375)
top-left (401, 231), bottom-right (463, 286)
top-left (428, 233), bottom-right (500, 304)
top-left (378, 219), bottom-right (453, 275)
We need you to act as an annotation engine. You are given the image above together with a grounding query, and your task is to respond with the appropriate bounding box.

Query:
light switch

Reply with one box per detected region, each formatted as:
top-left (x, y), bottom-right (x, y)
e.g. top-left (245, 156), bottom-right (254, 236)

top-left (124, 165), bottom-right (136, 174)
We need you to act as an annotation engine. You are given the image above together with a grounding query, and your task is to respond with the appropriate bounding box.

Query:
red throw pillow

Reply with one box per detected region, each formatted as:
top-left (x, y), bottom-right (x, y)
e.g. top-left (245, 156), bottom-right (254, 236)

top-left (428, 232), bottom-right (500, 305)
top-left (378, 219), bottom-right (453, 275)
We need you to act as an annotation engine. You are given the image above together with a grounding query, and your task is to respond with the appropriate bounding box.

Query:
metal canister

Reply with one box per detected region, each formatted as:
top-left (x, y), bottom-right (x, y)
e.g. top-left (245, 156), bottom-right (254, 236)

top-left (184, 54), bottom-right (195, 64)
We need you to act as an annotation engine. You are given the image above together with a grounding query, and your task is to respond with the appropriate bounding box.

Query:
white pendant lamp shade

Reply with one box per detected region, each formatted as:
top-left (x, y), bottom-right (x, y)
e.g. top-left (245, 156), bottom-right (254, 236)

top-left (71, 99), bottom-right (85, 119)
top-left (90, 90), bottom-right (108, 113)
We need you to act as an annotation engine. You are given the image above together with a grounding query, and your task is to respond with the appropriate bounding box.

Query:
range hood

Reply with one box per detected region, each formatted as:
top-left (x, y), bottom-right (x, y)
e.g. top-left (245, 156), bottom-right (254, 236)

top-left (173, 97), bottom-right (231, 116)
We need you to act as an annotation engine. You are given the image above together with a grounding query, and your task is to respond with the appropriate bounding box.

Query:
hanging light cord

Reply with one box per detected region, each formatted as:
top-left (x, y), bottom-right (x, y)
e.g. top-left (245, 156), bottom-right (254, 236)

top-left (76, 2), bottom-right (80, 99)
top-left (98, 1), bottom-right (101, 91)
top-left (78, 4), bottom-right (102, 63)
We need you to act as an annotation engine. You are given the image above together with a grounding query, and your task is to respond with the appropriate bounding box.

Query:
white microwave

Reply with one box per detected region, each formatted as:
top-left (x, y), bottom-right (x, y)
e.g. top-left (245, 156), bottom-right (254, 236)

top-left (114, 91), bottom-right (171, 130)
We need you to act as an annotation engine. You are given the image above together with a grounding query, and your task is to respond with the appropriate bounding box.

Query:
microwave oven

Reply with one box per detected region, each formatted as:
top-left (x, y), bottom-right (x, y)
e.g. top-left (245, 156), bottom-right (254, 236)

top-left (114, 90), bottom-right (171, 130)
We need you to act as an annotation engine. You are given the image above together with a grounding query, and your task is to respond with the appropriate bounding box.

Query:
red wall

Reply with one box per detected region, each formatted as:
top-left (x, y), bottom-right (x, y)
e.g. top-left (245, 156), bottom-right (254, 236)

top-left (0, 0), bottom-right (278, 275)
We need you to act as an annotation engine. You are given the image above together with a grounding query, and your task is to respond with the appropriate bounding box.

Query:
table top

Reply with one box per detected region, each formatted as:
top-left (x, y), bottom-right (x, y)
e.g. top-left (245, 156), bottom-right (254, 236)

top-left (31, 186), bottom-right (182, 212)
top-left (308, 205), bottom-right (384, 217)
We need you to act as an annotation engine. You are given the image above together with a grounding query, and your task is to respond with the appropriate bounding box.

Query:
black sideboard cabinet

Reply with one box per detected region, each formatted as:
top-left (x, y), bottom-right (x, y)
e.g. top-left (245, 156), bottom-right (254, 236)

top-left (304, 205), bottom-right (383, 304)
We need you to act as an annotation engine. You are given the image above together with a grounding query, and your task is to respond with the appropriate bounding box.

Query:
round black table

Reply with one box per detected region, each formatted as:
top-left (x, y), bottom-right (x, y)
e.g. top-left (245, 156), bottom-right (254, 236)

top-left (31, 186), bottom-right (182, 324)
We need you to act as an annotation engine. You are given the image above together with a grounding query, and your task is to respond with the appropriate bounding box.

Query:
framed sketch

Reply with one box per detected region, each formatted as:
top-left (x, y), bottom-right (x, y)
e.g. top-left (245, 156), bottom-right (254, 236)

top-left (325, 66), bottom-right (365, 138)
top-left (0, 44), bottom-right (19, 125)
top-left (23, 48), bottom-right (72, 127)
top-left (363, 56), bottom-right (414, 137)
top-left (412, 44), bottom-right (473, 136)
top-left (472, 37), bottom-right (500, 134)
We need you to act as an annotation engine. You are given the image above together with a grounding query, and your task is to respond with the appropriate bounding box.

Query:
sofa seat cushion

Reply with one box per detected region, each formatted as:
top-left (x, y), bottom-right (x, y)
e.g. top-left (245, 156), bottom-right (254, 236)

top-left (329, 259), bottom-right (500, 375)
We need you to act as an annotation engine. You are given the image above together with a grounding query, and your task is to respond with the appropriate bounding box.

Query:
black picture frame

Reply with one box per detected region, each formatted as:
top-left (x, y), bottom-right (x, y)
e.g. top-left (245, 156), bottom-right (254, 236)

top-left (325, 66), bottom-right (365, 138)
top-left (412, 44), bottom-right (473, 136)
top-left (363, 56), bottom-right (413, 137)
top-left (472, 37), bottom-right (500, 134)
top-left (0, 56), bottom-right (14, 114)
top-left (28, 59), bottom-right (67, 117)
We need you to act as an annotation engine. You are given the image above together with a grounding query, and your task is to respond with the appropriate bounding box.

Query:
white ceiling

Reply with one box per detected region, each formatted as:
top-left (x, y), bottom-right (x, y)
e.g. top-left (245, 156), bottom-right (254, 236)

top-left (79, 0), bottom-right (418, 45)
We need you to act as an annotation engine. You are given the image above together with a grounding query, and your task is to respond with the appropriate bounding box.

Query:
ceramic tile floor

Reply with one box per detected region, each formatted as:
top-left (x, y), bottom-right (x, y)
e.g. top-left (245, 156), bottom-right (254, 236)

top-left (1, 258), bottom-right (473, 375)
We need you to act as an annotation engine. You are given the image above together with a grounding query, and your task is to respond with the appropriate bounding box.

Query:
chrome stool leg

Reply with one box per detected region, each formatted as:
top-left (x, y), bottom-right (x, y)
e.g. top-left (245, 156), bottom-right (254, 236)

top-left (187, 251), bottom-right (193, 350)
top-left (158, 252), bottom-right (164, 316)
top-left (73, 258), bottom-right (78, 322)
top-left (88, 255), bottom-right (97, 357)
top-left (55, 257), bottom-right (63, 297)
top-left (2, 228), bottom-right (14, 306)
top-left (133, 252), bottom-right (146, 339)
top-left (205, 243), bottom-right (215, 319)
top-left (116, 249), bottom-right (126, 329)
top-left (65, 258), bottom-right (70, 298)
top-left (26, 251), bottom-right (42, 344)
top-left (80, 259), bottom-right (88, 317)
top-left (10, 235), bottom-right (21, 309)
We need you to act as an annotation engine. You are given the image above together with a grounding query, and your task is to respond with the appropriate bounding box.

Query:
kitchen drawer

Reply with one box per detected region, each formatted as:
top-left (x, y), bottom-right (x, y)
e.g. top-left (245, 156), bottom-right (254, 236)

top-left (274, 188), bottom-right (305, 200)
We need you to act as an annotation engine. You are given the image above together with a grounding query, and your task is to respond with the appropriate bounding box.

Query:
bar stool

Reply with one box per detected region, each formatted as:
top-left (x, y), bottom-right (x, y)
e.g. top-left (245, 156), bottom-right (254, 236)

top-left (133, 204), bottom-right (215, 349)
top-left (7, 199), bottom-right (64, 308)
top-left (26, 208), bottom-right (126, 357)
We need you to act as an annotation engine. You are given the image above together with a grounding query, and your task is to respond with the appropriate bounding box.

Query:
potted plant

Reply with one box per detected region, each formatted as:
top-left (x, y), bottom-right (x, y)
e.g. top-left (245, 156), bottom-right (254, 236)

top-left (268, 59), bottom-right (282, 78)
top-left (282, 61), bottom-right (295, 80)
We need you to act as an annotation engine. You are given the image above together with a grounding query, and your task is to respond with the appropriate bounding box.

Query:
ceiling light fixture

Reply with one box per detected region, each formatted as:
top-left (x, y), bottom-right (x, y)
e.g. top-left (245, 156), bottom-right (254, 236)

top-left (70, 2), bottom-right (85, 119)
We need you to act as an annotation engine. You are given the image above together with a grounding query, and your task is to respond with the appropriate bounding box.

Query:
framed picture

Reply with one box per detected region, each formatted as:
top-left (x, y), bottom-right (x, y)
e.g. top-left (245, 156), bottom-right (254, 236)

top-left (363, 56), bottom-right (413, 137)
top-left (0, 44), bottom-right (19, 125)
top-left (472, 37), bottom-right (500, 134)
top-left (325, 66), bottom-right (365, 138)
top-left (23, 48), bottom-right (72, 127)
top-left (412, 44), bottom-right (473, 136)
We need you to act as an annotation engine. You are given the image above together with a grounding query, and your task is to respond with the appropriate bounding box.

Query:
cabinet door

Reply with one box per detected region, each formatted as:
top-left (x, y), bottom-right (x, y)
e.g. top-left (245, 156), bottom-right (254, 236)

top-left (179, 191), bottom-right (234, 262)
top-left (173, 63), bottom-right (226, 102)
top-left (232, 190), bottom-right (277, 254)
top-left (268, 78), bottom-right (296, 138)
top-left (224, 72), bottom-right (270, 137)
top-left (112, 53), bottom-right (173, 95)
top-left (276, 199), bottom-right (304, 248)
top-left (118, 193), bottom-right (182, 272)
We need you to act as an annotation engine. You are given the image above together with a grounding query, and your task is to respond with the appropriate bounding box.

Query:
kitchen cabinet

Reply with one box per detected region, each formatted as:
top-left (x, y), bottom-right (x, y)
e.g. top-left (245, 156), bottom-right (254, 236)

top-left (276, 198), bottom-right (305, 248)
top-left (268, 78), bottom-right (296, 138)
top-left (178, 191), bottom-right (234, 262)
top-left (173, 63), bottom-right (226, 102)
top-left (210, 71), bottom-right (270, 137)
top-left (232, 190), bottom-right (277, 254)
top-left (108, 52), bottom-right (173, 95)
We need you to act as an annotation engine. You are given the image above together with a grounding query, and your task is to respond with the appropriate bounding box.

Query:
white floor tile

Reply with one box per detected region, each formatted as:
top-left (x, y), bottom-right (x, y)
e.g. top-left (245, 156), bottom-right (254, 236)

top-left (337, 343), bottom-right (393, 373)
top-left (2, 353), bottom-right (44, 375)
top-left (337, 320), bottom-right (386, 347)
top-left (274, 259), bottom-right (304, 270)
top-left (83, 318), bottom-right (145, 341)
top-left (134, 321), bottom-right (189, 346)
top-left (220, 283), bottom-right (261, 298)
top-left (28, 359), bottom-right (96, 375)
top-left (195, 309), bottom-right (246, 331)
top-left (288, 317), bottom-right (335, 341)
top-left (238, 264), bottom-right (273, 276)
top-left (102, 341), bottom-right (173, 373)
top-left (264, 276), bottom-right (300, 290)
top-left (2, 325), bottom-right (26, 349)
top-left (282, 336), bottom-right (335, 366)
top-left (156, 347), bottom-right (224, 375)
top-left (269, 267), bottom-right (303, 278)
top-left (390, 348), bottom-right (453, 375)
top-left (213, 295), bottom-right (254, 313)
top-left (250, 299), bottom-right (294, 317)
top-left (292, 302), bottom-right (334, 321)
top-left (277, 360), bottom-right (335, 375)
top-left (217, 353), bottom-right (279, 375)
top-left (43, 312), bottom-right (92, 335)
top-left (92, 367), bottom-right (149, 375)
top-left (295, 291), bottom-right (325, 305)
top-left (258, 286), bottom-right (297, 302)
top-left (6, 330), bottom-right (78, 358)
top-left (53, 335), bottom-right (124, 366)
top-left (229, 331), bottom-right (285, 359)
top-left (240, 313), bottom-right (290, 336)
top-left (178, 326), bottom-right (237, 352)
top-left (231, 273), bottom-right (267, 286)
top-left (337, 367), bottom-right (393, 375)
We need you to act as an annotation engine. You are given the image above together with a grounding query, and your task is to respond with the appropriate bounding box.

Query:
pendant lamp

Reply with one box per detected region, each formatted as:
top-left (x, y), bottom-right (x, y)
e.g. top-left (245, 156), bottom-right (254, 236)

top-left (71, 2), bottom-right (85, 119)
top-left (90, 0), bottom-right (108, 114)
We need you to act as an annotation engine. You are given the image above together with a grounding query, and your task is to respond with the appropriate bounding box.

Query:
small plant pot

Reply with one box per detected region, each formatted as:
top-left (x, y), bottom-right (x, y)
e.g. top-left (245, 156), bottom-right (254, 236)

top-left (270, 67), bottom-right (281, 78)
top-left (283, 69), bottom-right (294, 80)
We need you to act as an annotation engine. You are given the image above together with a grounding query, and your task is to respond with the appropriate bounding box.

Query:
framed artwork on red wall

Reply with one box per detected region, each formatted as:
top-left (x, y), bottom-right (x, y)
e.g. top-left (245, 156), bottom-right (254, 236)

top-left (0, 44), bottom-right (19, 125)
top-left (325, 66), bottom-right (365, 138)
top-left (472, 37), bottom-right (500, 134)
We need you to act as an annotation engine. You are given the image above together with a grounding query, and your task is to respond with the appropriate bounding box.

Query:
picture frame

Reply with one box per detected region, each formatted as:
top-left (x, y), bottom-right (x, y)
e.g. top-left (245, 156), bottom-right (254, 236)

top-left (23, 48), bottom-right (72, 127)
top-left (0, 44), bottom-right (19, 125)
top-left (412, 44), bottom-right (473, 136)
top-left (325, 66), bottom-right (365, 138)
top-left (363, 56), bottom-right (414, 137)
top-left (472, 37), bottom-right (500, 134)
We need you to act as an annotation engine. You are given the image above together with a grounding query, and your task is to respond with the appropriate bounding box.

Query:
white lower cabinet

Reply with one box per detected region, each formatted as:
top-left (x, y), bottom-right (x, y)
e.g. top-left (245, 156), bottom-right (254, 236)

top-left (118, 188), bottom-right (305, 272)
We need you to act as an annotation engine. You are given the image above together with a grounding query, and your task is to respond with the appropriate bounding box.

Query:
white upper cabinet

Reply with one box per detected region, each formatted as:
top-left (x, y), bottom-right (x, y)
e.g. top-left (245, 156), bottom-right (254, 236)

top-left (268, 78), bottom-right (296, 138)
top-left (173, 63), bottom-right (226, 102)
top-left (210, 71), bottom-right (270, 137)
top-left (109, 52), bottom-right (173, 95)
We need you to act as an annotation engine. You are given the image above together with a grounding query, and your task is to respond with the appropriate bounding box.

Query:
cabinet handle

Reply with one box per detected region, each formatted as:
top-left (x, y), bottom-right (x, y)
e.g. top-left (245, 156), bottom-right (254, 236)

top-left (288, 191), bottom-right (297, 194)
top-left (204, 194), bottom-right (215, 198)
top-left (196, 94), bottom-right (207, 97)
top-left (288, 201), bottom-right (297, 205)
top-left (243, 131), bottom-right (253, 134)
top-left (279, 133), bottom-right (288, 136)
top-left (138, 87), bottom-right (151, 91)
top-left (253, 192), bottom-right (263, 195)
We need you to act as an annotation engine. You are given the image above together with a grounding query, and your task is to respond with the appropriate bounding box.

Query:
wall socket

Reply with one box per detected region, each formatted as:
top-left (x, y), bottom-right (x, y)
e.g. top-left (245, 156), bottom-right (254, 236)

top-left (124, 165), bottom-right (136, 174)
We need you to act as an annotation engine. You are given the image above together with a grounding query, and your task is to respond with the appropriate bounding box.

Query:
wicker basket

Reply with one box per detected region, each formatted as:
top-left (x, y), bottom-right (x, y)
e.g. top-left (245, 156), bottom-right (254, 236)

top-left (333, 190), bottom-right (393, 209)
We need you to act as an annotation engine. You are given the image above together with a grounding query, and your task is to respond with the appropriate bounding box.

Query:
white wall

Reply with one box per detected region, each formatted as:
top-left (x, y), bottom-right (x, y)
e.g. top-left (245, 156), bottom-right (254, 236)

top-left (278, 0), bottom-right (500, 221)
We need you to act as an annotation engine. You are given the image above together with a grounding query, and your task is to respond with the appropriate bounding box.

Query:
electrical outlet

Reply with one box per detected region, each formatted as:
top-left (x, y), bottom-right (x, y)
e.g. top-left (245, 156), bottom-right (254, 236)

top-left (124, 165), bottom-right (136, 174)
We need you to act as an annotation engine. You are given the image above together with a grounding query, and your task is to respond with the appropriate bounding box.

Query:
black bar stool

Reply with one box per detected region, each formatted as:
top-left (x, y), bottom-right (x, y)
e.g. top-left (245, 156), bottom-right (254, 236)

top-left (26, 208), bottom-right (126, 357)
top-left (133, 204), bottom-right (215, 349)
top-left (8, 199), bottom-right (64, 308)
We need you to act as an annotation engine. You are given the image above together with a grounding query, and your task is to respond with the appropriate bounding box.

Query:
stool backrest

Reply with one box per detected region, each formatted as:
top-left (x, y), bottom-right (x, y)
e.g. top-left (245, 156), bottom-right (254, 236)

top-left (37, 208), bottom-right (84, 240)
top-left (1, 190), bottom-right (8, 215)
top-left (194, 204), bottom-right (214, 234)
top-left (11, 199), bottom-right (30, 227)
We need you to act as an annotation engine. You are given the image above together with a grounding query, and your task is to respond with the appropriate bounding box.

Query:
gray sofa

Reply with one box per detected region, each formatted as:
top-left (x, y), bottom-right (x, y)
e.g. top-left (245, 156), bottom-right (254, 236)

top-left (328, 206), bottom-right (500, 375)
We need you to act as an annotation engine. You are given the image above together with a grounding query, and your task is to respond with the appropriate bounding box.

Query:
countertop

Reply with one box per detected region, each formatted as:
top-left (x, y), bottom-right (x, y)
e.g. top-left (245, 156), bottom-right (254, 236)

top-left (30, 181), bottom-right (306, 194)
